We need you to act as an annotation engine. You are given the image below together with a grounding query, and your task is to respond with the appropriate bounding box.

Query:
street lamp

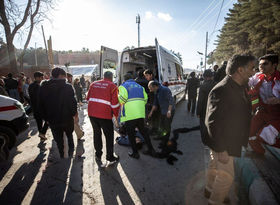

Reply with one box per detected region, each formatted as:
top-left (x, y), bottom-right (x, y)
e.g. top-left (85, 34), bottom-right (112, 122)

top-left (136, 14), bottom-right (140, 47)
top-left (197, 51), bottom-right (204, 71)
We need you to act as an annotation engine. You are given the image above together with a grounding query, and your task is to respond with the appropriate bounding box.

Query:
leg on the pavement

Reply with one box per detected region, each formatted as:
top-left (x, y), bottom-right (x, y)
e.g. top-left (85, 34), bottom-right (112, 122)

top-left (208, 151), bottom-right (234, 205)
top-left (41, 121), bottom-right (49, 135)
top-left (50, 125), bottom-right (64, 158)
top-left (187, 96), bottom-right (191, 112)
top-left (137, 118), bottom-right (154, 151)
top-left (34, 116), bottom-right (43, 134)
top-left (160, 113), bottom-right (174, 144)
top-left (100, 119), bottom-right (114, 161)
top-left (126, 120), bottom-right (138, 154)
top-left (90, 117), bottom-right (103, 158)
top-left (64, 121), bottom-right (74, 157)
top-left (191, 98), bottom-right (197, 115)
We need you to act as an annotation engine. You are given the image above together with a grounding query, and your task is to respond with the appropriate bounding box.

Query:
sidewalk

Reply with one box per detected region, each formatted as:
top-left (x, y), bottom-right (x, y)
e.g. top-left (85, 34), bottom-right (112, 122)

top-left (235, 145), bottom-right (280, 205)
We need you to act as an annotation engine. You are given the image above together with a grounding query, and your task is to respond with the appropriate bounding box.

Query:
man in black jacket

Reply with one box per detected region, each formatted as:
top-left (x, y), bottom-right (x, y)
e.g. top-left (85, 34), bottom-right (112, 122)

top-left (186, 72), bottom-right (200, 116)
top-left (196, 69), bottom-right (216, 145)
top-left (204, 54), bottom-right (255, 204)
top-left (214, 61), bottom-right (227, 83)
top-left (4, 73), bottom-right (19, 100)
top-left (29, 72), bottom-right (49, 140)
top-left (39, 67), bottom-right (78, 158)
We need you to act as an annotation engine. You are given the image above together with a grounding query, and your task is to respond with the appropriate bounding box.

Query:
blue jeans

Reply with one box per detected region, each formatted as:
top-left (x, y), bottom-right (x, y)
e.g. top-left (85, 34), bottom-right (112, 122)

top-left (8, 89), bottom-right (20, 101)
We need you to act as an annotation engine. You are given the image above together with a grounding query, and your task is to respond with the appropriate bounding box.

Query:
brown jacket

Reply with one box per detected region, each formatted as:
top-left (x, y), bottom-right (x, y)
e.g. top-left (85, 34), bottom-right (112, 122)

top-left (205, 75), bottom-right (252, 157)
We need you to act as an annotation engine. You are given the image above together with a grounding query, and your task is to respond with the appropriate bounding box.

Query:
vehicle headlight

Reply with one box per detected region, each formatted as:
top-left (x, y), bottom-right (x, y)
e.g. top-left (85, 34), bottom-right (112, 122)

top-left (14, 101), bottom-right (25, 112)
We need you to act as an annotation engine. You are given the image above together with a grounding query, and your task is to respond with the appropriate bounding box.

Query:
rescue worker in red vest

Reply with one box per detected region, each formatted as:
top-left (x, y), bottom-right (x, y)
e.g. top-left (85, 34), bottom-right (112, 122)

top-left (118, 73), bottom-right (156, 159)
top-left (248, 54), bottom-right (280, 154)
top-left (87, 71), bottom-right (120, 165)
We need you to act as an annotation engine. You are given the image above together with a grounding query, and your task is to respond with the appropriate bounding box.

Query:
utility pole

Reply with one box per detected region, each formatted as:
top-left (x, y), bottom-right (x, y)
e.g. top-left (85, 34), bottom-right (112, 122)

top-left (204, 31), bottom-right (208, 71)
top-left (41, 25), bottom-right (49, 65)
top-left (35, 42), bottom-right (38, 66)
top-left (136, 14), bottom-right (140, 47)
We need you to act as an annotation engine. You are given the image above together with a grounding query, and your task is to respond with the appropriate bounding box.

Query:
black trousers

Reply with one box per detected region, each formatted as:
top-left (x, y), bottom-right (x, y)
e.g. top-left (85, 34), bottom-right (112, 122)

top-left (187, 96), bottom-right (197, 114)
top-left (50, 121), bottom-right (74, 158)
top-left (159, 113), bottom-right (174, 143)
top-left (34, 115), bottom-right (49, 135)
top-left (89, 117), bottom-right (114, 161)
top-left (125, 118), bottom-right (154, 154)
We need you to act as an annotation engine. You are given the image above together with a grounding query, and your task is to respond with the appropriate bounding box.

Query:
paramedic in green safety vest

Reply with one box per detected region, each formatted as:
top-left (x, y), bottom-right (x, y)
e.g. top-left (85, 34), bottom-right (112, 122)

top-left (118, 73), bottom-right (156, 159)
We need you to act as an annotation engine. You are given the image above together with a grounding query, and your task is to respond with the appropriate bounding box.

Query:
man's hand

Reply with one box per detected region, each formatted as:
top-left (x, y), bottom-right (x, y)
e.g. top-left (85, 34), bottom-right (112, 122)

top-left (148, 112), bottom-right (153, 119)
top-left (115, 120), bottom-right (120, 129)
top-left (74, 114), bottom-right (79, 123)
top-left (167, 110), bottom-right (171, 118)
top-left (218, 151), bottom-right (229, 164)
top-left (266, 97), bottom-right (280, 105)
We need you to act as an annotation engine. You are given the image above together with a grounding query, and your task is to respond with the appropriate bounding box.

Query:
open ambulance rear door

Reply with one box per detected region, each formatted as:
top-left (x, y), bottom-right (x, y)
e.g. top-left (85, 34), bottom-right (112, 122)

top-left (99, 46), bottom-right (119, 81)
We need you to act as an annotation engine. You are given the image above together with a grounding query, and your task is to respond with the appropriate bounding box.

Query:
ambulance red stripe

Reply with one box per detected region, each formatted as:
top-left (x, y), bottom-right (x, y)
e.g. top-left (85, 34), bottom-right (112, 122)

top-left (0, 105), bottom-right (18, 112)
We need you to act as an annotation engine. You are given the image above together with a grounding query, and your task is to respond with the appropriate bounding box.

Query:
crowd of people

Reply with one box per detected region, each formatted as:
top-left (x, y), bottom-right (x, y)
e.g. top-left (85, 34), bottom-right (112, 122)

top-left (1, 53), bottom-right (279, 204)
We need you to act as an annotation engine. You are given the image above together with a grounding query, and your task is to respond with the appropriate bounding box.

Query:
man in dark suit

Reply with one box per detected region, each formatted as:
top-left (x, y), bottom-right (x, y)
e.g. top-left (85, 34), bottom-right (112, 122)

top-left (204, 54), bottom-right (255, 204)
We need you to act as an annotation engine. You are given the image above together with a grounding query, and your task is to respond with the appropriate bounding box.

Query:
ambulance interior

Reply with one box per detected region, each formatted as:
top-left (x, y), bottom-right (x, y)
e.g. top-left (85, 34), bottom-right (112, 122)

top-left (120, 48), bottom-right (159, 83)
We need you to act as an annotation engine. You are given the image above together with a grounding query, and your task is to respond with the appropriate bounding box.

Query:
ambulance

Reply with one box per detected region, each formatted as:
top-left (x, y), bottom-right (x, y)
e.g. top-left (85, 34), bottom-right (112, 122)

top-left (98, 39), bottom-right (186, 103)
top-left (0, 95), bottom-right (29, 161)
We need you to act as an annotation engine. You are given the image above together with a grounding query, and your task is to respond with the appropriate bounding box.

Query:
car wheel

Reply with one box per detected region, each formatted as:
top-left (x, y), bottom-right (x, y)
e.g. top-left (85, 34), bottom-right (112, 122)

top-left (0, 132), bottom-right (9, 161)
top-left (0, 126), bottom-right (16, 149)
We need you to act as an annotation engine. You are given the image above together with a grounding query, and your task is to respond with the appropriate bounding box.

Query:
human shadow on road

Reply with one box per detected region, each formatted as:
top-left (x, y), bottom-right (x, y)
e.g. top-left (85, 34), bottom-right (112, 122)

top-left (63, 138), bottom-right (85, 205)
top-left (0, 147), bottom-right (46, 204)
top-left (30, 136), bottom-right (85, 205)
top-left (99, 165), bottom-right (135, 205)
top-left (30, 140), bottom-right (72, 205)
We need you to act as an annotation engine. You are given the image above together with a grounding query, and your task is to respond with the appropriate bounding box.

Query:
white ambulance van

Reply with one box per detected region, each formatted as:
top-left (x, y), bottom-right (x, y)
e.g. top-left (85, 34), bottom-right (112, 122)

top-left (0, 95), bottom-right (29, 161)
top-left (98, 39), bottom-right (186, 103)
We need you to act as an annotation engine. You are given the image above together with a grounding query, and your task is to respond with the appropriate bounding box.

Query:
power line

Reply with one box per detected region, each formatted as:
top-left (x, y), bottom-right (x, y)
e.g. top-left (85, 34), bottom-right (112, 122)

top-left (207, 0), bottom-right (236, 44)
top-left (188, 0), bottom-right (219, 30)
top-left (192, 1), bottom-right (221, 31)
top-left (194, 0), bottom-right (235, 32)
top-left (211, 0), bottom-right (225, 37)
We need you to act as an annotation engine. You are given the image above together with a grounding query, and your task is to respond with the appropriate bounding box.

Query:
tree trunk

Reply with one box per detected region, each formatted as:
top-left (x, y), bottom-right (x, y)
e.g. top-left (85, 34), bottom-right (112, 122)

top-left (6, 38), bottom-right (18, 74)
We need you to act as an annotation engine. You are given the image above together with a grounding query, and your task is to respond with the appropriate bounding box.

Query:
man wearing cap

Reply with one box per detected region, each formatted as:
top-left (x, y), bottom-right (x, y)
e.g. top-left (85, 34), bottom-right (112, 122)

top-left (29, 71), bottom-right (49, 140)
top-left (196, 69), bottom-right (216, 145)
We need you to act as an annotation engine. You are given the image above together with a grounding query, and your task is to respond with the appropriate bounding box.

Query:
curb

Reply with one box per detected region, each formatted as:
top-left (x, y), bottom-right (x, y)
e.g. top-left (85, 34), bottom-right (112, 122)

top-left (234, 151), bottom-right (278, 205)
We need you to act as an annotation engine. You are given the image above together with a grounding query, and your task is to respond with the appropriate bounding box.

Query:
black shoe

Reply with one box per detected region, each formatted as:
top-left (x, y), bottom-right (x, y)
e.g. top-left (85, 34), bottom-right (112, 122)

top-left (143, 149), bottom-right (157, 157)
top-left (128, 152), bottom-right (140, 159)
top-left (107, 155), bottom-right (119, 165)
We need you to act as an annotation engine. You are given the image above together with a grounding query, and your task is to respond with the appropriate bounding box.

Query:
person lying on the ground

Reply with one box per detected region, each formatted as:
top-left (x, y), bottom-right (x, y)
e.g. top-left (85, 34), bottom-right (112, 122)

top-left (156, 125), bottom-right (200, 165)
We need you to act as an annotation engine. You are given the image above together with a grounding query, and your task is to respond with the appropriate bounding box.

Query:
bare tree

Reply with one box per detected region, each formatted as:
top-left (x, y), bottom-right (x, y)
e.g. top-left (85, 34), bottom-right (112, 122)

top-left (0, 0), bottom-right (54, 74)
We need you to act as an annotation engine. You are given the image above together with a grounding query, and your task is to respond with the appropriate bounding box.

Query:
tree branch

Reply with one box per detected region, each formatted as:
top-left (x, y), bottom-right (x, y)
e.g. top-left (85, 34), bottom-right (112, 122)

top-left (11, 0), bottom-right (32, 39)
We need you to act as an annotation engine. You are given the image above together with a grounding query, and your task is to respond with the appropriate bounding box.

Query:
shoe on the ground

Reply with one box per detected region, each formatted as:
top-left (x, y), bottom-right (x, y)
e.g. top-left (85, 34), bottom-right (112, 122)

top-left (107, 155), bottom-right (119, 165)
top-left (143, 149), bottom-right (157, 157)
top-left (204, 188), bottom-right (230, 203)
top-left (39, 133), bottom-right (47, 141)
top-left (128, 152), bottom-right (140, 159)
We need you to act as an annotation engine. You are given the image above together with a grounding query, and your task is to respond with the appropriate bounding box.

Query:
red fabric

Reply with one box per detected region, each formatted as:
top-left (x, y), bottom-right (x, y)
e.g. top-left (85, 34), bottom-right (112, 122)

top-left (250, 108), bottom-right (280, 138)
top-left (249, 136), bottom-right (280, 155)
top-left (87, 79), bottom-right (120, 119)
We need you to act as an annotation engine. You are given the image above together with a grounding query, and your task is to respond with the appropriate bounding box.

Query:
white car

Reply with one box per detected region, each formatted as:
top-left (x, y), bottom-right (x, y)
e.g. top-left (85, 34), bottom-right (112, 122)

top-left (0, 95), bottom-right (29, 161)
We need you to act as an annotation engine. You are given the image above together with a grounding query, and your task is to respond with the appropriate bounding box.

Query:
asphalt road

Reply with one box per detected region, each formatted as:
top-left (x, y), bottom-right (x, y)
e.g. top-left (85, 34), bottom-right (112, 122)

top-left (0, 99), bottom-right (238, 205)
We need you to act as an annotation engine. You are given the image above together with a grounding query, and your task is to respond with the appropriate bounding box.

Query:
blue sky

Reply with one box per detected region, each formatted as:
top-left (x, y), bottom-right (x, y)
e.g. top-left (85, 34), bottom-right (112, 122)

top-left (12, 0), bottom-right (237, 69)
